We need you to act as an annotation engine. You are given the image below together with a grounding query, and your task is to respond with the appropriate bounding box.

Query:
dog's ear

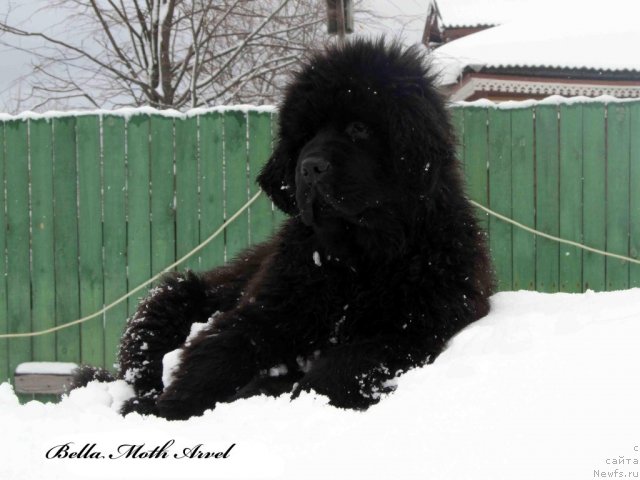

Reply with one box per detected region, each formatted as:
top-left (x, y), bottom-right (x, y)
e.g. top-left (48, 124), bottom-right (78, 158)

top-left (256, 144), bottom-right (297, 215)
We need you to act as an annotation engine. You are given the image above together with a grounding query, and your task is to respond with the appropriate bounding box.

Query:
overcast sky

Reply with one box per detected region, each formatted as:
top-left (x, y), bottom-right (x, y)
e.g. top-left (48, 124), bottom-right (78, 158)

top-left (0, 0), bottom-right (68, 110)
top-left (0, 0), bottom-right (430, 112)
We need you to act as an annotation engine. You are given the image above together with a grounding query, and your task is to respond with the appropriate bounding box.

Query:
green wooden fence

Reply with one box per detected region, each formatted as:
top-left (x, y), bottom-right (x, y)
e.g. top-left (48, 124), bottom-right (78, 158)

top-left (451, 100), bottom-right (640, 293)
top-left (0, 101), bottom-right (639, 394)
top-left (0, 108), bottom-right (285, 392)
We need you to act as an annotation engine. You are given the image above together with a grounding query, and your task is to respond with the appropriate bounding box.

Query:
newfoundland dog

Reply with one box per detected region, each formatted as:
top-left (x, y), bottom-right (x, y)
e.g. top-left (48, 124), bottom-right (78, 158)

top-left (74, 38), bottom-right (493, 420)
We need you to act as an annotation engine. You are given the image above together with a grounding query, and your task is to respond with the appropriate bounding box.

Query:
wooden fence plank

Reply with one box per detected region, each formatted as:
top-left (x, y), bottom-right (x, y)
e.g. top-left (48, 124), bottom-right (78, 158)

top-left (510, 108), bottom-right (536, 290)
top-left (53, 117), bottom-right (80, 362)
top-left (224, 111), bottom-right (250, 262)
top-left (559, 104), bottom-right (583, 292)
top-left (5, 120), bottom-right (33, 402)
top-left (5, 120), bottom-right (32, 382)
top-left (630, 103), bottom-right (640, 288)
top-left (76, 116), bottom-right (104, 367)
top-left (605, 104), bottom-right (631, 291)
top-left (581, 104), bottom-right (607, 292)
top-left (463, 108), bottom-right (489, 235)
top-left (28, 119), bottom-right (56, 365)
top-left (488, 108), bottom-right (512, 291)
top-left (0, 123), bottom-right (8, 383)
top-left (149, 115), bottom-right (176, 278)
top-left (102, 115), bottom-right (127, 371)
top-left (535, 105), bottom-right (560, 292)
top-left (450, 107), bottom-right (465, 171)
top-left (127, 115), bottom-right (152, 314)
top-left (175, 116), bottom-right (200, 271)
top-left (248, 111), bottom-right (275, 245)
top-left (199, 112), bottom-right (225, 270)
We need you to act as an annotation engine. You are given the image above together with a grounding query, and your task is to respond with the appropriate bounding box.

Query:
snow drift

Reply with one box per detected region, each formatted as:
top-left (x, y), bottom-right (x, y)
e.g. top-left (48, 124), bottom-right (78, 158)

top-left (2, 289), bottom-right (639, 480)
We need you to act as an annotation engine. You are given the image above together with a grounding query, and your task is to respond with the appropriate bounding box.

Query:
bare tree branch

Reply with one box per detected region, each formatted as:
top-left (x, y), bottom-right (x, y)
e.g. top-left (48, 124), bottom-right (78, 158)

top-left (0, 23), bottom-right (147, 89)
top-left (0, 0), bottom-right (350, 111)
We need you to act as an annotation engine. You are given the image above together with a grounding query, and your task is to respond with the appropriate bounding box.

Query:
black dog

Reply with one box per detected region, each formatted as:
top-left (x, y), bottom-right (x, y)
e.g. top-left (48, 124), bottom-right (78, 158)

top-left (74, 39), bottom-right (493, 420)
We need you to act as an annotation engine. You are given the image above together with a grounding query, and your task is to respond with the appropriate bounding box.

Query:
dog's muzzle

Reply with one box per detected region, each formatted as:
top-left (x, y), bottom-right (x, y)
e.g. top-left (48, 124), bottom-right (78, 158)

top-left (296, 156), bottom-right (332, 226)
top-left (300, 156), bottom-right (330, 185)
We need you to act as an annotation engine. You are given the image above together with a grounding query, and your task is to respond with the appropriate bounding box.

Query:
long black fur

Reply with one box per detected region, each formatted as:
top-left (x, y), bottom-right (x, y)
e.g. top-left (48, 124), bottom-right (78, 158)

top-left (72, 38), bottom-right (494, 420)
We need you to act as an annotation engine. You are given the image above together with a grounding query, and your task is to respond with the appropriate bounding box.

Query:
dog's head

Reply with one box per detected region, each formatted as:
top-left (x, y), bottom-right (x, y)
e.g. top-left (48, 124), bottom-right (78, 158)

top-left (293, 119), bottom-right (392, 227)
top-left (258, 38), bottom-right (456, 253)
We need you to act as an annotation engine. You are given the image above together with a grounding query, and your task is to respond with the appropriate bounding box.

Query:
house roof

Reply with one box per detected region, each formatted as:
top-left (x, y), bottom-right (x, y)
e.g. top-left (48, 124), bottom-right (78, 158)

top-left (430, 6), bottom-right (640, 85)
top-left (430, 0), bottom-right (639, 27)
top-left (428, 0), bottom-right (526, 28)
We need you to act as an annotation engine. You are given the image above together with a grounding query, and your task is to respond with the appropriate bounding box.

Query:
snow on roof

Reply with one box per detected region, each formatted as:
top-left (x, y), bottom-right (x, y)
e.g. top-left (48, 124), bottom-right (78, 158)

top-left (431, 0), bottom-right (638, 28)
top-left (430, 0), bottom-right (529, 27)
top-left (430, 7), bottom-right (640, 85)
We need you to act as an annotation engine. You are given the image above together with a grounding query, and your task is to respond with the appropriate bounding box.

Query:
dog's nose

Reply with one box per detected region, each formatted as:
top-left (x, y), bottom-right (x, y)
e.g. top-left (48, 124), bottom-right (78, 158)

top-left (300, 157), bottom-right (330, 184)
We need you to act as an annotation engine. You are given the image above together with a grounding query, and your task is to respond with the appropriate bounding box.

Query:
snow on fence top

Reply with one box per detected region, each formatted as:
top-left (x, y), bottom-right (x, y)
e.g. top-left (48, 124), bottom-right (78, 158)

top-left (0, 104), bottom-right (276, 123)
top-left (1, 95), bottom-right (639, 121)
top-left (450, 95), bottom-right (640, 110)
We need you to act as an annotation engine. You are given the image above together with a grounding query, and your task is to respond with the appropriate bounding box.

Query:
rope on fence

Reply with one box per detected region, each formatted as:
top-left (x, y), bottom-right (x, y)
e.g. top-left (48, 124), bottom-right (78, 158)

top-left (469, 200), bottom-right (640, 265)
top-left (0, 190), bottom-right (264, 339)
top-left (0, 193), bottom-right (638, 339)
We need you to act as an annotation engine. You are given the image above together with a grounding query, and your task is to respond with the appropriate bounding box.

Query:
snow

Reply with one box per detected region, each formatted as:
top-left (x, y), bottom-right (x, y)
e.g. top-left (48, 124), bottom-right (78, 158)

top-left (0, 105), bottom-right (276, 123)
top-left (429, 0), bottom-right (639, 28)
top-left (2, 289), bottom-right (640, 479)
top-left (268, 364), bottom-right (289, 378)
top-left (163, 317), bottom-right (220, 388)
top-left (15, 362), bottom-right (78, 376)
top-left (64, 380), bottom-right (134, 415)
top-left (451, 95), bottom-right (640, 110)
top-left (162, 349), bottom-right (182, 389)
top-left (429, 0), bottom-right (526, 27)
top-left (3, 96), bottom-right (630, 125)
top-left (185, 318), bottom-right (216, 346)
top-left (431, 4), bottom-right (640, 85)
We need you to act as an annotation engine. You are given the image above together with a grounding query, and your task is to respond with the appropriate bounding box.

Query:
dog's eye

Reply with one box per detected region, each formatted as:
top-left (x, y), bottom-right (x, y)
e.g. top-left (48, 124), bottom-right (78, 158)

top-left (345, 121), bottom-right (370, 141)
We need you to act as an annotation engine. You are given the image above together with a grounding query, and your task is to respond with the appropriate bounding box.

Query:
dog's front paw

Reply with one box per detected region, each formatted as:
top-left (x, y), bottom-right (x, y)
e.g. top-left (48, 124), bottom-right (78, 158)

top-left (292, 364), bottom-right (396, 410)
top-left (120, 396), bottom-right (159, 416)
top-left (155, 389), bottom-right (213, 421)
top-left (352, 366), bottom-right (397, 406)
